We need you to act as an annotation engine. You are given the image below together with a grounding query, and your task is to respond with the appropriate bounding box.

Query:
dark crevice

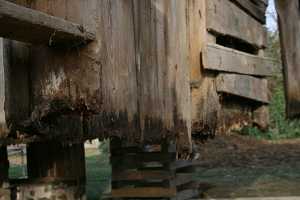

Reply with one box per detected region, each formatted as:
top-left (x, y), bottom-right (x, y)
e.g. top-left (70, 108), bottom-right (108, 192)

top-left (216, 35), bottom-right (259, 55)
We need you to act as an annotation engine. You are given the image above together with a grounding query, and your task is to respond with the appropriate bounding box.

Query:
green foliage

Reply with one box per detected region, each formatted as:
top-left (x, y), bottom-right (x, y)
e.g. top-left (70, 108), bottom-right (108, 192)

top-left (241, 79), bottom-right (300, 140)
top-left (98, 139), bottom-right (110, 155)
top-left (240, 27), bottom-right (300, 140)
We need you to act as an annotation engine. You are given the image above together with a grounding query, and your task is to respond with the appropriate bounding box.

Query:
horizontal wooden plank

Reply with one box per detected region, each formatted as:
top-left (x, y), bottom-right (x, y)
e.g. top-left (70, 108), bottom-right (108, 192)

top-left (111, 187), bottom-right (177, 198)
top-left (0, 0), bottom-right (95, 46)
top-left (207, 0), bottom-right (267, 48)
top-left (230, 0), bottom-right (266, 24)
top-left (112, 170), bottom-right (173, 181)
top-left (171, 189), bottom-right (199, 200)
top-left (203, 44), bottom-right (275, 76)
top-left (216, 74), bottom-right (269, 103)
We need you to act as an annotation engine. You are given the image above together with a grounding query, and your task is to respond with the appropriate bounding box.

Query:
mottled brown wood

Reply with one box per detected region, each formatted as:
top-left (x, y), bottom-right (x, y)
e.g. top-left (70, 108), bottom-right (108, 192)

top-left (230, 0), bottom-right (266, 24)
top-left (207, 0), bottom-right (267, 48)
top-left (0, 0), bottom-right (95, 46)
top-left (216, 74), bottom-right (269, 103)
top-left (203, 43), bottom-right (275, 76)
top-left (188, 0), bottom-right (221, 137)
top-left (3, 0), bottom-right (192, 152)
top-left (276, 0), bottom-right (300, 118)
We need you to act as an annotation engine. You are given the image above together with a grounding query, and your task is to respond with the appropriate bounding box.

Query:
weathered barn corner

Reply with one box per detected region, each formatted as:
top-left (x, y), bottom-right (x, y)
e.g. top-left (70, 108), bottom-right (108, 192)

top-left (0, 0), bottom-right (273, 199)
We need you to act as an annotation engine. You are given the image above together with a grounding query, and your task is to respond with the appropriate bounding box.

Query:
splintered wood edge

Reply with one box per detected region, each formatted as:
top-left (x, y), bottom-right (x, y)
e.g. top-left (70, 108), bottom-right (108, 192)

top-left (0, 0), bottom-right (95, 45)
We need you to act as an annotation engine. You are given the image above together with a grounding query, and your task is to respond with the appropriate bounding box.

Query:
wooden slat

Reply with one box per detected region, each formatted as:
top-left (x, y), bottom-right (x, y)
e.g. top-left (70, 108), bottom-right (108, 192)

top-left (0, 0), bottom-right (95, 46)
top-left (206, 0), bottom-right (267, 48)
top-left (112, 170), bottom-right (173, 181)
top-left (230, 0), bottom-right (266, 24)
top-left (216, 74), bottom-right (269, 103)
top-left (275, 0), bottom-right (300, 118)
top-left (111, 187), bottom-right (177, 198)
top-left (203, 44), bottom-right (275, 76)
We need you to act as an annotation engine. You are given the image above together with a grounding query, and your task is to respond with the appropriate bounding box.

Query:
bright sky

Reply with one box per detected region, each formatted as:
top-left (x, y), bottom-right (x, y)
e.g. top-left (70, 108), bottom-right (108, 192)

top-left (266, 0), bottom-right (278, 32)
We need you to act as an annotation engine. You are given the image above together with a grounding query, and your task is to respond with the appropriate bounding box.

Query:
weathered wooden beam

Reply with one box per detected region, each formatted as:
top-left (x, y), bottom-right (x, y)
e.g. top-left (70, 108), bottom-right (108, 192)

top-left (230, 0), bottom-right (266, 24)
top-left (0, 0), bottom-right (95, 46)
top-left (207, 0), bottom-right (267, 48)
top-left (216, 73), bottom-right (269, 103)
top-left (203, 44), bottom-right (275, 76)
top-left (275, 0), bottom-right (300, 118)
top-left (111, 187), bottom-right (177, 198)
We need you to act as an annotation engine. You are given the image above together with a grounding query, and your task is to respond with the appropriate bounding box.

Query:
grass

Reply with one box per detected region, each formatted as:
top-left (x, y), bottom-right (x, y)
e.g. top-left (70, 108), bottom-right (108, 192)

top-left (241, 77), bottom-right (300, 140)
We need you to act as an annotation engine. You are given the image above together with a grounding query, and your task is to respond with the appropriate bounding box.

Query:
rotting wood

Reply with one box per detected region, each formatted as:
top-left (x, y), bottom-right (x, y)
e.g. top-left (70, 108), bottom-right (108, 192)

top-left (0, 0), bottom-right (192, 153)
top-left (216, 73), bottom-right (269, 103)
top-left (203, 43), bottom-right (275, 76)
top-left (188, 0), bottom-right (221, 139)
top-left (275, 0), bottom-right (300, 118)
top-left (0, 0), bottom-right (95, 46)
top-left (206, 0), bottom-right (267, 48)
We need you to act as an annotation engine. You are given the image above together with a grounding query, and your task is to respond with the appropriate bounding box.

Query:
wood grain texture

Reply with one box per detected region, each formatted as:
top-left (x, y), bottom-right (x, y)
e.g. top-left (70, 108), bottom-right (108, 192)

top-left (276, 0), bottom-right (300, 118)
top-left (203, 43), bottom-right (275, 76)
top-left (207, 0), bottom-right (267, 48)
top-left (3, 0), bottom-right (192, 152)
top-left (188, 0), bottom-right (221, 137)
top-left (0, 0), bottom-right (95, 46)
top-left (216, 73), bottom-right (269, 103)
top-left (230, 0), bottom-right (266, 24)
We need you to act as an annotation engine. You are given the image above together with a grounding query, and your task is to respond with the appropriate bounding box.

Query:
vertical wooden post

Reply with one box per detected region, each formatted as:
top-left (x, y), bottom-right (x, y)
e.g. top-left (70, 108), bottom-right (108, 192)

top-left (17, 142), bottom-right (86, 200)
top-left (0, 146), bottom-right (9, 200)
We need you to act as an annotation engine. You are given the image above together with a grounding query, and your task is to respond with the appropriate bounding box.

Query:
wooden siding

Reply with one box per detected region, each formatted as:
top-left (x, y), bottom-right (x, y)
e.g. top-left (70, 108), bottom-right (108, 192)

top-left (230, 0), bottom-right (266, 24)
top-left (207, 0), bottom-right (267, 47)
top-left (216, 73), bottom-right (269, 103)
top-left (0, 0), bottom-right (95, 46)
top-left (203, 43), bottom-right (275, 76)
top-left (3, 0), bottom-right (192, 151)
